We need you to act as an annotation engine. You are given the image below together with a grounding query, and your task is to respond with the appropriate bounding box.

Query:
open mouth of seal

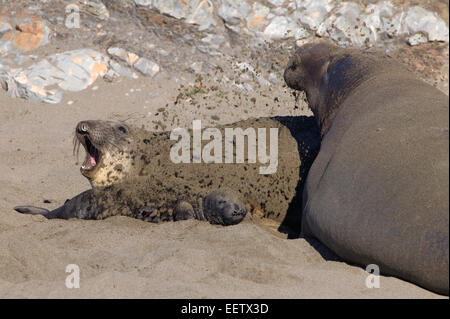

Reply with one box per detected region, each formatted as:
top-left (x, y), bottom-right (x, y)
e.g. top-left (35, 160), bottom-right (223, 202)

top-left (75, 133), bottom-right (102, 173)
top-left (82, 137), bottom-right (101, 171)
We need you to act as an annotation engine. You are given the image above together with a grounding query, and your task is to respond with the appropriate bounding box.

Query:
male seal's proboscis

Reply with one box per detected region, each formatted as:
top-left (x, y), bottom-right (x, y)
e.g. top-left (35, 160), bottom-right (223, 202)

top-left (284, 42), bottom-right (449, 295)
top-left (15, 118), bottom-right (316, 233)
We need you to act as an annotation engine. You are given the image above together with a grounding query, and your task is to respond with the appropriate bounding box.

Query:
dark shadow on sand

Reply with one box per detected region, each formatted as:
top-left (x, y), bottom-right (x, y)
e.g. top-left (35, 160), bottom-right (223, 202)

top-left (271, 116), bottom-right (321, 238)
top-left (304, 237), bottom-right (342, 261)
top-left (271, 116), bottom-right (342, 262)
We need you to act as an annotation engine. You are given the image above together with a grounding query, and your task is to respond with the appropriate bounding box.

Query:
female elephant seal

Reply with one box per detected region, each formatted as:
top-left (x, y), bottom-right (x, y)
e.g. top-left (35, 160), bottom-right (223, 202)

top-left (15, 118), bottom-right (307, 230)
top-left (284, 42), bottom-right (449, 295)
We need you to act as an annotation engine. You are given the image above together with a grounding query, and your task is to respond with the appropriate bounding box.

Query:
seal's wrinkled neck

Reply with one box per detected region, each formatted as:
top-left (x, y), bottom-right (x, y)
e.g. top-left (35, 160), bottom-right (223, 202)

top-left (314, 53), bottom-right (371, 137)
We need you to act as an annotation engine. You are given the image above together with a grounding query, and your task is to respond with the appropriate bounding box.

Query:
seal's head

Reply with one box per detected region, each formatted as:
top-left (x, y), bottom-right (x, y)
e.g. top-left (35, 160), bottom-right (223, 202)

top-left (74, 120), bottom-right (135, 188)
top-left (284, 42), bottom-right (403, 137)
top-left (283, 42), bottom-right (333, 93)
top-left (284, 42), bottom-right (342, 136)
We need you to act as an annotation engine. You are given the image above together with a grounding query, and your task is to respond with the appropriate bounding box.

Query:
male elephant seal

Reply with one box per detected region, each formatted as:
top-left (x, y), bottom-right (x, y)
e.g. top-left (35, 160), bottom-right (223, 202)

top-left (284, 42), bottom-right (449, 295)
top-left (15, 118), bottom-right (310, 231)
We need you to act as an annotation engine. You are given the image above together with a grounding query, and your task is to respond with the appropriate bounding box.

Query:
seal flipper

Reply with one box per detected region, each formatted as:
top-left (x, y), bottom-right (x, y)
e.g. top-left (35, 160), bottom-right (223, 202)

top-left (14, 205), bottom-right (70, 219)
top-left (202, 188), bottom-right (247, 226)
top-left (14, 206), bottom-right (50, 215)
top-left (14, 189), bottom-right (103, 220)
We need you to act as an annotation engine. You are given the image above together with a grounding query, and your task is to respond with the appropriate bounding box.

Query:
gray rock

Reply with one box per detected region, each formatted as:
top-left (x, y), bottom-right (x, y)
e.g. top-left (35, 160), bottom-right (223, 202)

top-left (188, 62), bottom-right (203, 73)
top-left (48, 49), bottom-right (109, 91)
top-left (185, 0), bottom-right (216, 31)
top-left (107, 47), bottom-right (140, 66)
top-left (0, 21), bottom-right (12, 34)
top-left (138, 0), bottom-right (216, 30)
top-left (272, 7), bottom-right (288, 16)
top-left (404, 6), bottom-right (449, 43)
top-left (199, 33), bottom-right (227, 55)
top-left (13, 54), bottom-right (33, 65)
top-left (235, 61), bottom-right (271, 87)
top-left (363, 1), bottom-right (401, 40)
top-left (0, 14), bottom-right (51, 54)
top-left (264, 16), bottom-right (309, 40)
top-left (0, 62), bottom-right (62, 104)
top-left (407, 33), bottom-right (428, 46)
top-left (151, 0), bottom-right (185, 19)
top-left (313, 1), bottom-right (448, 46)
top-left (0, 49), bottom-right (109, 103)
top-left (134, 0), bottom-right (153, 6)
top-left (268, 72), bottom-right (278, 84)
top-left (295, 0), bottom-right (334, 31)
top-left (157, 49), bottom-right (170, 56)
top-left (109, 60), bottom-right (139, 78)
top-left (246, 2), bottom-right (270, 31)
top-left (103, 68), bottom-right (120, 81)
top-left (134, 57), bottom-right (160, 77)
top-left (318, 2), bottom-right (374, 46)
top-left (80, 0), bottom-right (110, 20)
top-left (218, 0), bottom-right (251, 26)
top-left (267, 0), bottom-right (285, 6)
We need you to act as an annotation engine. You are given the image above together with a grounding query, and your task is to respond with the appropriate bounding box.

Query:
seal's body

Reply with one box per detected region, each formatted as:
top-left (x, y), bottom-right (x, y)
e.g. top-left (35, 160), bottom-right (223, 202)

top-left (284, 43), bottom-right (449, 295)
top-left (15, 118), bottom-right (305, 228)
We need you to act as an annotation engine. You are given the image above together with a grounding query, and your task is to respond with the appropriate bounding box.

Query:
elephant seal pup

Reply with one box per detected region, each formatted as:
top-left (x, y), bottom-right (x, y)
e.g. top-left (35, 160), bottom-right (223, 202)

top-left (284, 42), bottom-right (449, 295)
top-left (15, 118), bottom-right (303, 229)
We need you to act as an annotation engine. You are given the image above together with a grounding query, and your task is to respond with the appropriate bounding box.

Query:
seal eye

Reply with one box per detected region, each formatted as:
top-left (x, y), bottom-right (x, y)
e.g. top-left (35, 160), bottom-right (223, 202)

top-left (118, 126), bottom-right (128, 133)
